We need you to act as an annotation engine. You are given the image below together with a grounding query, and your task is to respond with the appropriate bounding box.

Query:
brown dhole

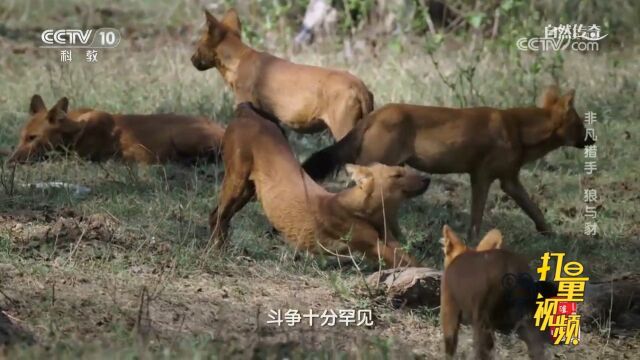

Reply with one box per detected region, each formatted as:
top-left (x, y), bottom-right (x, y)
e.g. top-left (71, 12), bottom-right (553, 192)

top-left (191, 8), bottom-right (373, 140)
top-left (8, 95), bottom-right (225, 164)
top-left (303, 86), bottom-right (595, 238)
top-left (441, 225), bottom-right (555, 359)
top-left (209, 103), bottom-right (430, 268)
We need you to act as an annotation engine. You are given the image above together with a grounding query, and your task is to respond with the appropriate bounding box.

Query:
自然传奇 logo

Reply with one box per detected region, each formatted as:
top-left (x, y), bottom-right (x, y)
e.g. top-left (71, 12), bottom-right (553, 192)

top-left (516, 24), bottom-right (607, 52)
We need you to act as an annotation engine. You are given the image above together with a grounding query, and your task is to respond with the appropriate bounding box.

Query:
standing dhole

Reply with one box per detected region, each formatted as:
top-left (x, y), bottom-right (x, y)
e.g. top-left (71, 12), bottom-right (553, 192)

top-left (303, 87), bottom-right (595, 238)
top-left (191, 8), bottom-right (373, 140)
top-left (440, 225), bottom-right (556, 359)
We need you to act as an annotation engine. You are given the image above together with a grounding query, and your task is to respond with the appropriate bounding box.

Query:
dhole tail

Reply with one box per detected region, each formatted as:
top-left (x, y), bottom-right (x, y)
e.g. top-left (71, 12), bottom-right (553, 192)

top-left (302, 115), bottom-right (370, 180)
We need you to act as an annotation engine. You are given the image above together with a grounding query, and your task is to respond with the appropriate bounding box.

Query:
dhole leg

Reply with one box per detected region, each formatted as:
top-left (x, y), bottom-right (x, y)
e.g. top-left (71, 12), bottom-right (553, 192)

top-left (350, 227), bottom-right (419, 268)
top-left (517, 321), bottom-right (547, 360)
top-left (441, 289), bottom-right (460, 359)
top-left (371, 239), bottom-right (419, 268)
top-left (209, 173), bottom-right (255, 249)
top-left (374, 240), bottom-right (420, 268)
top-left (500, 175), bottom-right (551, 234)
top-left (472, 323), bottom-right (494, 360)
top-left (326, 91), bottom-right (364, 140)
top-left (468, 173), bottom-right (493, 240)
top-left (328, 114), bottom-right (358, 141)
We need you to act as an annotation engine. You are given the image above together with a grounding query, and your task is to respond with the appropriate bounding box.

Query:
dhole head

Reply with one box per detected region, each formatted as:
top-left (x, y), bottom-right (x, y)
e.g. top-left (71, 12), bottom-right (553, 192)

top-left (441, 225), bottom-right (503, 268)
top-left (540, 86), bottom-right (595, 149)
top-left (8, 95), bottom-right (77, 164)
top-left (191, 8), bottom-right (242, 71)
top-left (345, 163), bottom-right (430, 203)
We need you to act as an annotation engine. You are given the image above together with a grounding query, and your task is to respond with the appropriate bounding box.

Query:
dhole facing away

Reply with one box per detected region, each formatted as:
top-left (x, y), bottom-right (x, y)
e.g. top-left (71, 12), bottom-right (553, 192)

top-left (303, 87), bottom-right (595, 238)
top-left (209, 103), bottom-right (430, 268)
top-left (8, 95), bottom-right (225, 164)
top-left (440, 225), bottom-right (556, 359)
top-left (191, 9), bottom-right (373, 140)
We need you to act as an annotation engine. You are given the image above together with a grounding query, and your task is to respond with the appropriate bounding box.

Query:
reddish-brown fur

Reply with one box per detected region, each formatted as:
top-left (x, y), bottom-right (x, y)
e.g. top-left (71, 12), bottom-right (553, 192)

top-left (303, 87), bottom-right (595, 238)
top-left (440, 225), bottom-right (549, 359)
top-left (209, 103), bottom-right (430, 268)
top-left (8, 95), bottom-right (225, 164)
top-left (191, 8), bottom-right (373, 140)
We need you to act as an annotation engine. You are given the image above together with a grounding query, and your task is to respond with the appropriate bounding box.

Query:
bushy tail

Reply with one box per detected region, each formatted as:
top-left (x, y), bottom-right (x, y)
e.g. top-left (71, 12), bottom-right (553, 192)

top-left (302, 116), bottom-right (370, 181)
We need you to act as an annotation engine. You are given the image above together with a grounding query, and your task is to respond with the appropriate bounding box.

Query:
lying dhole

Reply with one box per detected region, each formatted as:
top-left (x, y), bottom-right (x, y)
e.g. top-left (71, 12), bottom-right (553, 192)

top-left (209, 103), bottom-right (430, 268)
top-left (8, 95), bottom-right (225, 164)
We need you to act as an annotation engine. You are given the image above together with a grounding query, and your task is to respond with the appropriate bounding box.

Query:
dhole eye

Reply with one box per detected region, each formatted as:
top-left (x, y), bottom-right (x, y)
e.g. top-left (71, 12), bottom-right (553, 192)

top-left (26, 135), bottom-right (37, 142)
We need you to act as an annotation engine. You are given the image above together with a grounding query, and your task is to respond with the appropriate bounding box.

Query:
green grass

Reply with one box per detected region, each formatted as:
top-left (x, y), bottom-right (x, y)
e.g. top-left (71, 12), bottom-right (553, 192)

top-left (0, 0), bottom-right (638, 358)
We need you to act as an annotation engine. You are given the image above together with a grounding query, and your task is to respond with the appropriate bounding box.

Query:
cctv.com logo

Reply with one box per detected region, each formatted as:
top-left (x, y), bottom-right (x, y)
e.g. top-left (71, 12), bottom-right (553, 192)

top-left (516, 37), bottom-right (600, 52)
top-left (40, 28), bottom-right (121, 48)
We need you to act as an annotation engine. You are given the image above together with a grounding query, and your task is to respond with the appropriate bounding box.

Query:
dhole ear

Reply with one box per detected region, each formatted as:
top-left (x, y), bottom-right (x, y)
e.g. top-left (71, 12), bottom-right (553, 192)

top-left (54, 97), bottom-right (69, 112)
top-left (47, 97), bottom-right (69, 124)
top-left (204, 8), bottom-right (218, 25)
top-left (346, 164), bottom-right (374, 196)
top-left (345, 164), bottom-right (365, 181)
top-left (204, 8), bottom-right (227, 42)
top-left (221, 8), bottom-right (242, 37)
top-left (476, 229), bottom-right (503, 251)
top-left (29, 94), bottom-right (46, 114)
top-left (540, 86), bottom-right (560, 109)
top-left (441, 225), bottom-right (464, 256)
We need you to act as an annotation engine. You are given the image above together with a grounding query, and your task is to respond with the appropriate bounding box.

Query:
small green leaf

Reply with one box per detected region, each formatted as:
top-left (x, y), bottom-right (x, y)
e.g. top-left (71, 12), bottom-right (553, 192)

top-left (467, 12), bottom-right (486, 29)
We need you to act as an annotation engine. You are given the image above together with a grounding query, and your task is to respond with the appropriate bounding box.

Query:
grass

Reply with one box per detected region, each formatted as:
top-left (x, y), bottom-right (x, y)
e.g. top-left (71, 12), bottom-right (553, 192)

top-left (1, 0), bottom-right (639, 358)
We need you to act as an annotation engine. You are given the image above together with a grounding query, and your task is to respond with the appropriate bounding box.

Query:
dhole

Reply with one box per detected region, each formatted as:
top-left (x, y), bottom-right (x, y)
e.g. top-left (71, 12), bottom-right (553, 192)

top-left (191, 8), bottom-right (373, 140)
top-left (303, 87), bottom-right (595, 238)
top-left (8, 95), bottom-right (225, 164)
top-left (440, 225), bottom-right (556, 359)
top-left (209, 103), bottom-right (430, 268)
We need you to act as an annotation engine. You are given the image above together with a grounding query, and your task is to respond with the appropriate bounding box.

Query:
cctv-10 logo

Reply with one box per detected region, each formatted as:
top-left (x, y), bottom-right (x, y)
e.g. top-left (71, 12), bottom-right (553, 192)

top-left (40, 28), bottom-right (121, 48)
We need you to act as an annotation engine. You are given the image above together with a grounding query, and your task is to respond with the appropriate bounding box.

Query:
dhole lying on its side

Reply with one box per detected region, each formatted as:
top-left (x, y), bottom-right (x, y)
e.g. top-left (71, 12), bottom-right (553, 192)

top-left (209, 103), bottom-right (430, 268)
top-left (8, 95), bottom-right (225, 164)
top-left (303, 87), bottom-right (595, 239)
top-left (440, 225), bottom-right (557, 360)
top-left (191, 8), bottom-right (373, 140)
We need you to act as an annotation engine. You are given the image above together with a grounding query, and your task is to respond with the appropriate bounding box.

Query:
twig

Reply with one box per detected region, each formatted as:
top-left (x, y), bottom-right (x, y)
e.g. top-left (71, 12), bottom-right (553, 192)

top-left (51, 281), bottom-right (56, 307)
top-left (0, 162), bottom-right (17, 196)
top-left (0, 287), bottom-right (17, 306)
top-left (1, 310), bottom-right (23, 323)
top-left (601, 279), bottom-right (614, 353)
top-left (66, 226), bottom-right (88, 264)
top-left (491, 8), bottom-right (500, 39)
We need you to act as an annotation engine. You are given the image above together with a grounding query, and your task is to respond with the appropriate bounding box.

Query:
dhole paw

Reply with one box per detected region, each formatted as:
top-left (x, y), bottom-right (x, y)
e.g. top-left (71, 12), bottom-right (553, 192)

top-left (209, 236), bottom-right (229, 252)
top-left (536, 226), bottom-right (554, 236)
